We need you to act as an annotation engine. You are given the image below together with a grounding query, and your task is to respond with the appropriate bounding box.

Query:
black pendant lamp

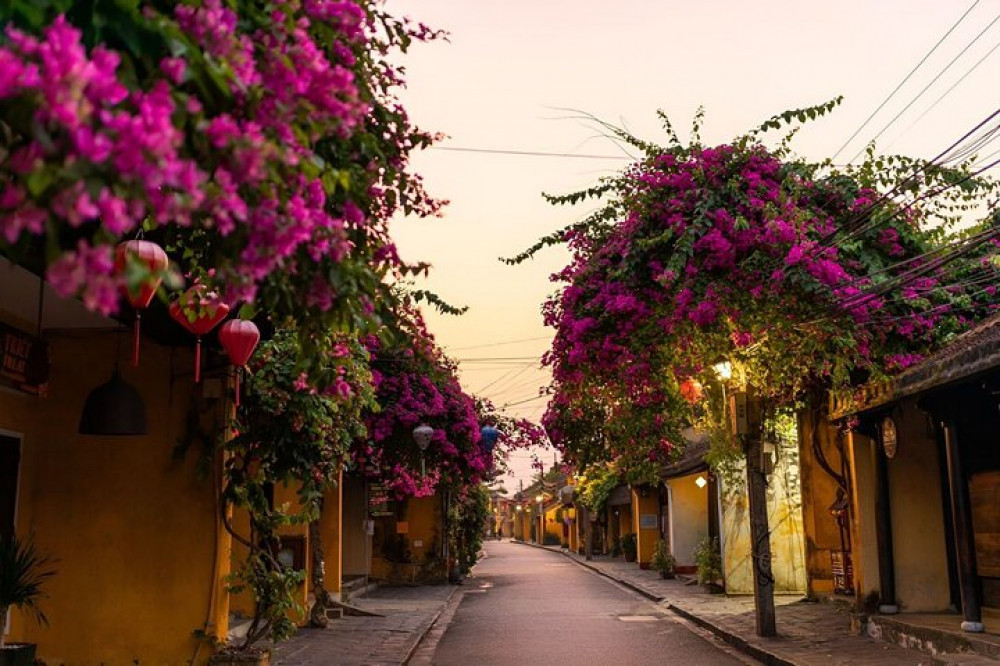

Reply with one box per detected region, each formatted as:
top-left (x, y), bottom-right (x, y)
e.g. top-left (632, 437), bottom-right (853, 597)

top-left (78, 368), bottom-right (148, 436)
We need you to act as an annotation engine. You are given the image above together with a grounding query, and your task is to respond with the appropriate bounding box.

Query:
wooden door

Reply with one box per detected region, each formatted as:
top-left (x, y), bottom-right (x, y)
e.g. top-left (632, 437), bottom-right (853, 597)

top-left (0, 434), bottom-right (21, 539)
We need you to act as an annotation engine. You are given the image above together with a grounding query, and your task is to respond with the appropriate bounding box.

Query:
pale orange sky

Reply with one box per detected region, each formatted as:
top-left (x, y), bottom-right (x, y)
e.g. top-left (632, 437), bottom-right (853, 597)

top-left (385, 0), bottom-right (997, 489)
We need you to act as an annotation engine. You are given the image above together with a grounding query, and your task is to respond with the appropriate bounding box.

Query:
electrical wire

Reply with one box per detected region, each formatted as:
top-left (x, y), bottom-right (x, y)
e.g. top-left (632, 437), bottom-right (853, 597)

top-left (457, 356), bottom-right (543, 362)
top-left (813, 121), bottom-right (1000, 259)
top-left (849, 9), bottom-right (1000, 164)
top-left (884, 34), bottom-right (1000, 153)
top-left (432, 146), bottom-right (631, 160)
top-left (831, 0), bottom-right (981, 162)
top-left (501, 394), bottom-right (551, 409)
top-left (446, 335), bottom-right (551, 351)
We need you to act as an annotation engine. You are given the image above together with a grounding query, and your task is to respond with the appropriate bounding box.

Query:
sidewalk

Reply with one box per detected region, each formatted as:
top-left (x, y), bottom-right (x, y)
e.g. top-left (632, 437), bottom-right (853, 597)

top-left (276, 585), bottom-right (456, 665)
top-left (520, 541), bottom-right (996, 666)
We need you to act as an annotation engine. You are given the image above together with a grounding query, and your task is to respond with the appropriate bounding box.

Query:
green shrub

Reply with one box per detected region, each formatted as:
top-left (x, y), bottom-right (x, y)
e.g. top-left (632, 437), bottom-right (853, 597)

top-left (694, 536), bottom-right (723, 585)
top-left (620, 533), bottom-right (637, 562)
top-left (651, 539), bottom-right (675, 577)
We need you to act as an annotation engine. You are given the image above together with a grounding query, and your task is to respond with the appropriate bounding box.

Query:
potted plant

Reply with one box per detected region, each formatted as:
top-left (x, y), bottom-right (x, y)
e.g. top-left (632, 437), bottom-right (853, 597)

top-left (0, 533), bottom-right (55, 666)
top-left (651, 538), bottom-right (676, 579)
top-left (694, 536), bottom-right (724, 593)
top-left (620, 533), bottom-right (638, 562)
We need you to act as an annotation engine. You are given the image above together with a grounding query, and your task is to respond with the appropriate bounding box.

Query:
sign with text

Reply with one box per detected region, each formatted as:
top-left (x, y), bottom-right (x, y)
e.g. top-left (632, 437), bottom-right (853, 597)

top-left (0, 322), bottom-right (47, 396)
top-left (368, 483), bottom-right (393, 517)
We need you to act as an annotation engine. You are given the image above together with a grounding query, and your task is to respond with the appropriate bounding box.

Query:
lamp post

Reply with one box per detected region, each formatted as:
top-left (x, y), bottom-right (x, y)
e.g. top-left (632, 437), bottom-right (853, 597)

top-left (714, 361), bottom-right (776, 638)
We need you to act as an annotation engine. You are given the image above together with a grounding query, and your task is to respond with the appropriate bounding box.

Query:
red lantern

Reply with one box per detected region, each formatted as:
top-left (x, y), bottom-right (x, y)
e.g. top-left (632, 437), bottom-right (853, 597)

top-left (114, 240), bottom-right (168, 367)
top-left (679, 378), bottom-right (704, 405)
top-left (169, 285), bottom-right (230, 383)
top-left (218, 319), bottom-right (260, 406)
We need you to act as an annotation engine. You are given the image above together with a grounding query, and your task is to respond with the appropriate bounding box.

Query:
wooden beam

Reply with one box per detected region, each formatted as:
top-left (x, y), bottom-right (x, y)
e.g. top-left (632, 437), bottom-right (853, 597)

top-left (942, 418), bottom-right (984, 632)
top-left (746, 434), bottom-right (777, 637)
top-left (873, 430), bottom-right (898, 613)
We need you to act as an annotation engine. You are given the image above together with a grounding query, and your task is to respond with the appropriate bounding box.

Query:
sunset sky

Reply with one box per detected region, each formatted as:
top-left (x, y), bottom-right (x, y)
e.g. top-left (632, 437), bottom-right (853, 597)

top-left (384, 0), bottom-right (996, 490)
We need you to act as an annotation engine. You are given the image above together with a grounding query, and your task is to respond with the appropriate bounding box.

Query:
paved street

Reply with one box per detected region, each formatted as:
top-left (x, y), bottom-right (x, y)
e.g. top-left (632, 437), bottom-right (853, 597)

top-left (422, 540), bottom-right (753, 665)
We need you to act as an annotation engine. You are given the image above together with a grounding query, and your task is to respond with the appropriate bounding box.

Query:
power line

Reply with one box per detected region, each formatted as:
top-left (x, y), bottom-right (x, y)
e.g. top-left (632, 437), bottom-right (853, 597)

top-left (811, 104), bottom-right (1000, 256)
top-left (884, 34), bottom-right (1000, 153)
top-left (432, 145), bottom-right (631, 160)
top-left (501, 394), bottom-right (550, 408)
top-left (849, 8), bottom-right (1000, 164)
top-left (457, 356), bottom-right (542, 362)
top-left (445, 335), bottom-right (551, 351)
top-left (831, 0), bottom-right (981, 162)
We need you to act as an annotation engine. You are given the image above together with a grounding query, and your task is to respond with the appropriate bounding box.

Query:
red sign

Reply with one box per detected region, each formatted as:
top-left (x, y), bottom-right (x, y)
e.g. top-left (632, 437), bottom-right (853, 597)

top-left (0, 322), bottom-right (47, 396)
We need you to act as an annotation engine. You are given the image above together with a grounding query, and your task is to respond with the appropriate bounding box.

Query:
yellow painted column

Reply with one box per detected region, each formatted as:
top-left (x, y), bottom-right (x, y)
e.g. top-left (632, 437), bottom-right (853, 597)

top-left (633, 488), bottom-right (660, 568)
top-left (210, 454), bottom-right (233, 647)
top-left (321, 469), bottom-right (344, 600)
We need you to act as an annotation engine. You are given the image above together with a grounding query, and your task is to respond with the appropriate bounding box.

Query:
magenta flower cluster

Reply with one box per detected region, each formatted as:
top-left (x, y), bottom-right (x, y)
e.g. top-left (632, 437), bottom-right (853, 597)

top-left (0, 1), bottom-right (436, 320)
top-left (356, 316), bottom-right (489, 499)
top-left (540, 141), bottom-right (998, 462)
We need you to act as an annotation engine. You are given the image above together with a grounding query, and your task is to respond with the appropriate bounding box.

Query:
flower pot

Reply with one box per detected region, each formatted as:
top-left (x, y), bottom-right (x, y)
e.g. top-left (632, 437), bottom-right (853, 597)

top-left (702, 582), bottom-right (725, 594)
top-left (208, 649), bottom-right (271, 666)
top-left (659, 571), bottom-right (675, 580)
top-left (0, 644), bottom-right (37, 666)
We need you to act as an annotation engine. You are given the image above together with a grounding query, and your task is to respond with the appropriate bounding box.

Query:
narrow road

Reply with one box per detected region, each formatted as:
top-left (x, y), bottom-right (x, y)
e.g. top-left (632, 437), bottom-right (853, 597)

top-left (423, 540), bottom-right (755, 665)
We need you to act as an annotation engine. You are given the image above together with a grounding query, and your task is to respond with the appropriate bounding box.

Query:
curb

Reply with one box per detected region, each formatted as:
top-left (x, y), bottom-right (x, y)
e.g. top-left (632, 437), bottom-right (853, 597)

top-left (664, 603), bottom-right (794, 666)
top-left (401, 584), bottom-right (460, 665)
top-left (512, 540), bottom-right (794, 666)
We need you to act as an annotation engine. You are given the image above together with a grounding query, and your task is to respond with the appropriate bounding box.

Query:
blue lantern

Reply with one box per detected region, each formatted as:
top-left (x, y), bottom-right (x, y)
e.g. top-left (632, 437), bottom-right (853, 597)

top-left (479, 425), bottom-right (500, 455)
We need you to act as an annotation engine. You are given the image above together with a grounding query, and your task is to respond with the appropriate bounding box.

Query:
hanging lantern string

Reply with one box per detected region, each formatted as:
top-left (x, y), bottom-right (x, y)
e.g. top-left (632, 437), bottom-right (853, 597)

top-left (133, 312), bottom-right (142, 367)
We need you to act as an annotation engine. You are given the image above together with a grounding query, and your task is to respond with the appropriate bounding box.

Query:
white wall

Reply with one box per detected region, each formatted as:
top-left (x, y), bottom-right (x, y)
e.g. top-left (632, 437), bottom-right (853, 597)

top-left (667, 471), bottom-right (709, 567)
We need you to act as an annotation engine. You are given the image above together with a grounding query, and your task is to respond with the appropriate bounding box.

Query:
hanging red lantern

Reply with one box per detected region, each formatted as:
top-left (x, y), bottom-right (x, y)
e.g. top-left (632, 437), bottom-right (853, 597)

top-left (679, 378), bottom-right (704, 405)
top-left (169, 285), bottom-right (230, 383)
top-left (217, 319), bottom-right (260, 406)
top-left (114, 240), bottom-right (168, 367)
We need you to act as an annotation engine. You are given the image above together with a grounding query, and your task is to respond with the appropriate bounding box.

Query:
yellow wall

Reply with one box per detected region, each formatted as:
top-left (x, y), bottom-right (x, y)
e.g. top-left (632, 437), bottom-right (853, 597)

top-left (798, 411), bottom-right (848, 597)
top-left (886, 402), bottom-right (950, 611)
top-left (567, 507), bottom-right (579, 552)
top-left (721, 439), bottom-right (807, 594)
top-left (667, 472), bottom-right (709, 567)
top-left (848, 431), bottom-right (881, 599)
top-left (544, 504), bottom-right (562, 543)
top-left (1, 330), bottom-right (226, 665)
top-left (632, 489), bottom-right (659, 567)
top-left (370, 494), bottom-right (444, 583)
top-left (228, 481), bottom-right (310, 622)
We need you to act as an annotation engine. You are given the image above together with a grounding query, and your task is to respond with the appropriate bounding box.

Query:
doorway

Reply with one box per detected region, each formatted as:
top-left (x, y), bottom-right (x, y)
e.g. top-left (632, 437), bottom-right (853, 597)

top-left (0, 433), bottom-right (21, 539)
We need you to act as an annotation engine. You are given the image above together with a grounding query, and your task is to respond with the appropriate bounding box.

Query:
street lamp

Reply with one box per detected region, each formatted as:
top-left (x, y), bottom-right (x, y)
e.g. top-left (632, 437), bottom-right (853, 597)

top-left (713, 361), bottom-right (732, 381)
top-left (413, 423), bottom-right (434, 476)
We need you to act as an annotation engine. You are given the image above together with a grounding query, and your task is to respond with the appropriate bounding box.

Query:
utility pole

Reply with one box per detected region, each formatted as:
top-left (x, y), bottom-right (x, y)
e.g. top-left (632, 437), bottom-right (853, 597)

top-left (739, 391), bottom-right (777, 637)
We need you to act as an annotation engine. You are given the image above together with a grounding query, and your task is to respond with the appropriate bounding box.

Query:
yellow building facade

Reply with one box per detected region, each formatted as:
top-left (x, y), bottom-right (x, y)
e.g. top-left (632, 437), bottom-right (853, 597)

top-left (0, 302), bottom-right (232, 664)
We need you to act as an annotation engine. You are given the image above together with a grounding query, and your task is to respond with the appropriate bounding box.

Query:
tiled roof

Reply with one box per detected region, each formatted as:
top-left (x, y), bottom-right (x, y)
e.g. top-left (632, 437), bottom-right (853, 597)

top-left (834, 313), bottom-right (1000, 416)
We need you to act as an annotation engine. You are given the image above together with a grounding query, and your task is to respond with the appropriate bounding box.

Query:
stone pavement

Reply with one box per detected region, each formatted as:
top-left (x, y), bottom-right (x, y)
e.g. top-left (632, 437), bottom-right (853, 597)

top-left (520, 541), bottom-right (997, 666)
top-left (276, 585), bottom-right (456, 665)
